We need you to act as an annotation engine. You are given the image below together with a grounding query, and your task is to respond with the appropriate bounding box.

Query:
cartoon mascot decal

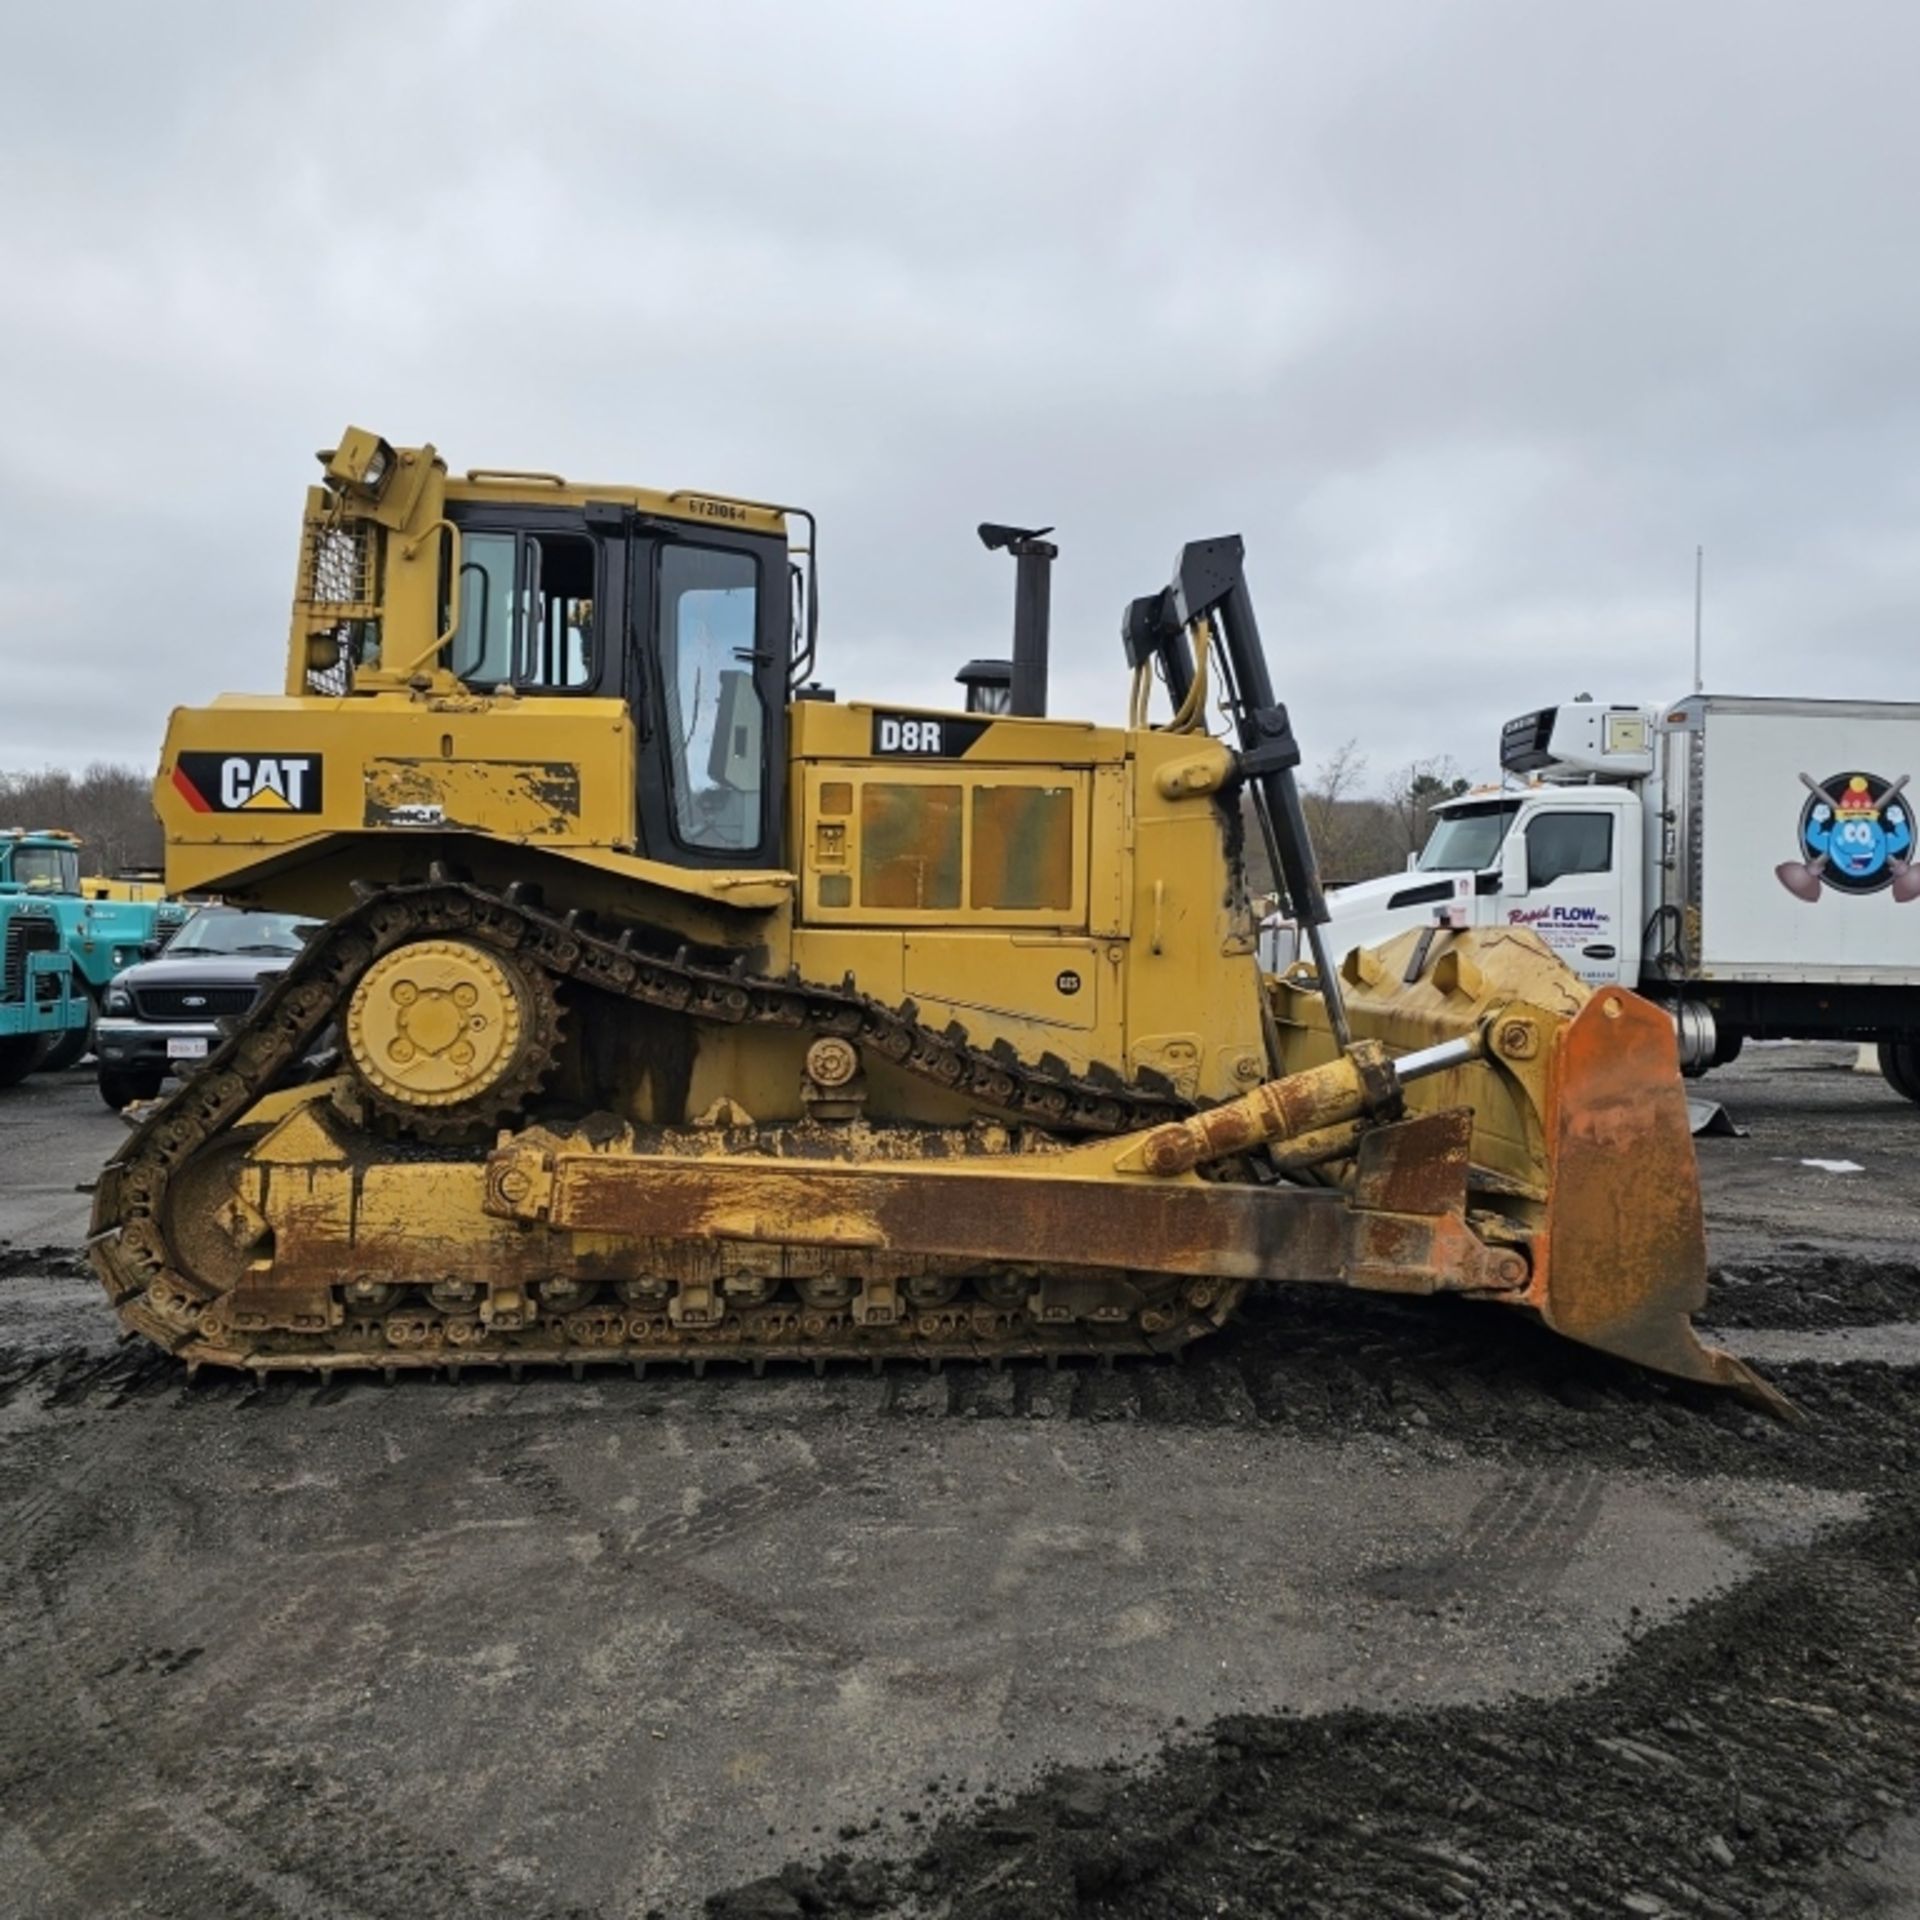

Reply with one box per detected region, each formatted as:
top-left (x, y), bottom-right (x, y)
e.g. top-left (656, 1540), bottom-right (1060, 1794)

top-left (1776, 770), bottom-right (1917, 902)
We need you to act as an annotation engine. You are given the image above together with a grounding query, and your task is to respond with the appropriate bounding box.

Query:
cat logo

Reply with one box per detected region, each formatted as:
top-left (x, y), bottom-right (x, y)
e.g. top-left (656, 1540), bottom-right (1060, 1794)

top-left (171, 753), bottom-right (324, 815)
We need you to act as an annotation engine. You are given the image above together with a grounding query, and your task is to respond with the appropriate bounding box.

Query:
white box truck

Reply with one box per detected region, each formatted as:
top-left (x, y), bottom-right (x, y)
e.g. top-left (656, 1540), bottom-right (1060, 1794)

top-left (1275, 696), bottom-right (1920, 1100)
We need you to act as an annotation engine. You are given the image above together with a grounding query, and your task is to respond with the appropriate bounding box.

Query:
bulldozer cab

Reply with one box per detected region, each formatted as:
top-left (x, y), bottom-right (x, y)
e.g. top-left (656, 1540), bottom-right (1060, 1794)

top-left (431, 494), bottom-right (794, 871)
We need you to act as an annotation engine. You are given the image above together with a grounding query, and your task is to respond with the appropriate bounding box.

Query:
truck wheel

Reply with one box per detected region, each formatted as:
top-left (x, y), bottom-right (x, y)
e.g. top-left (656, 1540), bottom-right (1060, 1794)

top-left (99, 1066), bottom-right (165, 1112)
top-left (1711, 1028), bottom-right (1745, 1069)
top-left (1879, 1042), bottom-right (1920, 1105)
top-left (0, 1035), bottom-right (47, 1088)
top-left (39, 997), bottom-right (96, 1073)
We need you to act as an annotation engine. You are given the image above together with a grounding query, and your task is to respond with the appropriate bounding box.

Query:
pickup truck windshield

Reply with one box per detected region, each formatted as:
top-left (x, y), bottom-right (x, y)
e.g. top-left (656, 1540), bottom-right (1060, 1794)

top-left (167, 910), bottom-right (321, 957)
top-left (1418, 801), bottom-right (1521, 873)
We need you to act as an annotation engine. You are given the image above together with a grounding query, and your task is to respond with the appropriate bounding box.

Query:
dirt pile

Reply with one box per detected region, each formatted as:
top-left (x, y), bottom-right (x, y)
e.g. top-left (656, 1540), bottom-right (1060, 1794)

top-left (0, 1243), bottom-right (90, 1283)
top-left (1704, 1251), bottom-right (1920, 1331)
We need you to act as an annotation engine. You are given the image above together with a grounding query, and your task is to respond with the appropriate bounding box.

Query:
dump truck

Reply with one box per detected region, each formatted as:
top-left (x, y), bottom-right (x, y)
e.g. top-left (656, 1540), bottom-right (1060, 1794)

top-left (0, 895), bottom-right (89, 1087)
top-left (88, 428), bottom-right (1777, 1412)
top-left (1269, 696), bottom-right (1920, 1100)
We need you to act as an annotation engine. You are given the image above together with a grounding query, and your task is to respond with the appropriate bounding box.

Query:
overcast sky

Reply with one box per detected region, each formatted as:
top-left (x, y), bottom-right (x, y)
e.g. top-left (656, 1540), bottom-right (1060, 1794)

top-left (5, 1), bottom-right (1918, 796)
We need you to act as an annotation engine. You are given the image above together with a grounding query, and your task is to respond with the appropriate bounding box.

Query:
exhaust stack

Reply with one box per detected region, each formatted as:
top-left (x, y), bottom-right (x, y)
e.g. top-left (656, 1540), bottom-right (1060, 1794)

top-left (978, 523), bottom-right (1056, 717)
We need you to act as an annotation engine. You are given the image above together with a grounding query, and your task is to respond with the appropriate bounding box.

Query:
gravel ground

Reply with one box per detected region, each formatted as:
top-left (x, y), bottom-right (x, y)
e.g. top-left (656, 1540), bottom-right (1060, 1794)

top-left (0, 1045), bottom-right (1915, 1920)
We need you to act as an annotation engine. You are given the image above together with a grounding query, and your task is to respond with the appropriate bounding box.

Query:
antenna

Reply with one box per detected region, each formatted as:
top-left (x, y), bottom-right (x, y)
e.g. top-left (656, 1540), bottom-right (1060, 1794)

top-left (1692, 544), bottom-right (1704, 694)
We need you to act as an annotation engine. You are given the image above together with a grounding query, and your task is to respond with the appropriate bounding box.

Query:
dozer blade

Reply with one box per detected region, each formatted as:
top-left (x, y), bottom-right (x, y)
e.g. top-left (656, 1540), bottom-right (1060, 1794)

top-left (1269, 926), bottom-right (1793, 1417)
top-left (1522, 985), bottom-right (1794, 1416)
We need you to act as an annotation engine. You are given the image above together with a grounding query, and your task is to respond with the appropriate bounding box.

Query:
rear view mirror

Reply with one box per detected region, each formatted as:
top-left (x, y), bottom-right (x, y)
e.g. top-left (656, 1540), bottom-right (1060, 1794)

top-left (139, 939), bottom-right (162, 960)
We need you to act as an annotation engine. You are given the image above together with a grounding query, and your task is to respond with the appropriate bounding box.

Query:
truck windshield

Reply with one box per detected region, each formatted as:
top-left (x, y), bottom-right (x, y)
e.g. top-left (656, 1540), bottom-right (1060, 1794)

top-left (9, 846), bottom-right (80, 892)
top-left (167, 910), bottom-right (321, 957)
top-left (1418, 801), bottom-right (1520, 872)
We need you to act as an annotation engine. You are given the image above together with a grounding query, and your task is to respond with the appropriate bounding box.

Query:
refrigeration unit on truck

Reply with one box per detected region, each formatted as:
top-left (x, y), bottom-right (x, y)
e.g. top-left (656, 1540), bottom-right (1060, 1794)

top-left (1271, 696), bottom-right (1920, 1100)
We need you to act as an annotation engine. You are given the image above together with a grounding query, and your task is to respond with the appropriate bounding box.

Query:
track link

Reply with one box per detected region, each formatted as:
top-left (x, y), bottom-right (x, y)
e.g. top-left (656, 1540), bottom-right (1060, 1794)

top-left (90, 879), bottom-right (1206, 1376)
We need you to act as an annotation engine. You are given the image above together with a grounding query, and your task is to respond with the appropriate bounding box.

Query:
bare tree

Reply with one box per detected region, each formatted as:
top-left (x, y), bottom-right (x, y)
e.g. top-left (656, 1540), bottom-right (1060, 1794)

top-left (1383, 757), bottom-right (1472, 863)
top-left (1297, 739), bottom-right (1407, 884)
top-left (1301, 738), bottom-right (1368, 852)
top-left (0, 763), bottom-right (164, 873)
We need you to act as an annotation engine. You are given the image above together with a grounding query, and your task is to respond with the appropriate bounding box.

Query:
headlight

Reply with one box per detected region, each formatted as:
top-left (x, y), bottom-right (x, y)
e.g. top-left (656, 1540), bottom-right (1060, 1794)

top-left (105, 986), bottom-right (132, 1014)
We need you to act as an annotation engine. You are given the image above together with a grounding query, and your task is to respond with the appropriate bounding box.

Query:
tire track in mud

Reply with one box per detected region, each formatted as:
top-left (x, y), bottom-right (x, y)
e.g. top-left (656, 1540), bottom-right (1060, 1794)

top-left (0, 1409), bottom-right (373, 1920)
top-left (713, 1493), bottom-right (1920, 1920)
top-left (1357, 1467), bottom-right (1606, 1607)
top-left (0, 1388), bottom-right (613, 1920)
top-left (1317, 1469), bottom-right (1607, 1720)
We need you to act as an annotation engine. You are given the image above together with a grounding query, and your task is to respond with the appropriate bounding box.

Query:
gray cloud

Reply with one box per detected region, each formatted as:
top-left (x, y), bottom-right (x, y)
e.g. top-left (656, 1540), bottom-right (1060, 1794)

top-left (4, 0), bottom-right (1916, 796)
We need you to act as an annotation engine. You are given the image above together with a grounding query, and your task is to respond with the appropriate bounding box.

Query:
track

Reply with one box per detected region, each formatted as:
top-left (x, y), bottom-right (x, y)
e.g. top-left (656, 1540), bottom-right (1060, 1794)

top-left (89, 877), bottom-right (1215, 1378)
top-left (14, 1287), bottom-right (1920, 1491)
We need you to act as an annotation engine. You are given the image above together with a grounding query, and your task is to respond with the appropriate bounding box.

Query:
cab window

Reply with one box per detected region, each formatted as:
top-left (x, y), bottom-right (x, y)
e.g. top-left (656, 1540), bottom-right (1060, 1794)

top-left (1526, 812), bottom-right (1612, 888)
top-left (449, 532), bottom-right (596, 690)
top-left (10, 846), bottom-right (79, 893)
top-left (658, 545), bottom-right (764, 853)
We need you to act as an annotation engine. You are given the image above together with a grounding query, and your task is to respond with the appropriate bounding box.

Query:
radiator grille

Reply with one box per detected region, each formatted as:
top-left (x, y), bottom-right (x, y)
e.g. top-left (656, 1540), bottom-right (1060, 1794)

top-left (2, 914), bottom-right (60, 1004)
top-left (133, 984), bottom-right (259, 1021)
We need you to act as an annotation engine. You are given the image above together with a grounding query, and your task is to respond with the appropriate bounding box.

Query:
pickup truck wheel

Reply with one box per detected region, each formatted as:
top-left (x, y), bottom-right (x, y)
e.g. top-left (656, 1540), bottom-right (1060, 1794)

top-left (0, 1036), bottom-right (47, 1088)
top-left (98, 1066), bottom-right (165, 1112)
top-left (1878, 1041), bottom-right (1920, 1106)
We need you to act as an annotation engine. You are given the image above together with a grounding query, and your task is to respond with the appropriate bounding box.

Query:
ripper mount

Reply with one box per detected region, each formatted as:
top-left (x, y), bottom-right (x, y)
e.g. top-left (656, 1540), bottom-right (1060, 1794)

top-left (1125, 535), bottom-right (1349, 1044)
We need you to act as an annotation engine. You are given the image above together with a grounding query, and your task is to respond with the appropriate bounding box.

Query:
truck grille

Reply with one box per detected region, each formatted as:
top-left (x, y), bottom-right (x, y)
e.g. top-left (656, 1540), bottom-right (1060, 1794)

top-left (134, 985), bottom-right (259, 1021)
top-left (3, 915), bottom-right (60, 1004)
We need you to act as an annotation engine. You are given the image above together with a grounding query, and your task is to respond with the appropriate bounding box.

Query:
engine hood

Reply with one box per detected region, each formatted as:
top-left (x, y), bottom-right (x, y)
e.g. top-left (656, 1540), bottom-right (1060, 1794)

top-left (111, 952), bottom-right (295, 993)
top-left (1323, 868), bottom-right (1483, 959)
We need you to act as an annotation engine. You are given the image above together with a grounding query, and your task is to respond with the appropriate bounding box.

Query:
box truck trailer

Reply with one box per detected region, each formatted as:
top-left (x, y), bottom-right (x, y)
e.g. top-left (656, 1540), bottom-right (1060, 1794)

top-left (1267, 695), bottom-right (1920, 1099)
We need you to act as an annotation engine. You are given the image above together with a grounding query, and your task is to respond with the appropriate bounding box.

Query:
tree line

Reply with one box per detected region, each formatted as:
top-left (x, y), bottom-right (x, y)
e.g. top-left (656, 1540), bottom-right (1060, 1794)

top-left (1243, 740), bottom-right (1474, 897)
top-left (0, 764), bottom-right (164, 874)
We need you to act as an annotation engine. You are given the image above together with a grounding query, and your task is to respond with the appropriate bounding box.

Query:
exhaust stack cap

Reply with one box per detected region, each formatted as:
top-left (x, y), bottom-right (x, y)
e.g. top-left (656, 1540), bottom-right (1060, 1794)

top-left (978, 523), bottom-right (1057, 718)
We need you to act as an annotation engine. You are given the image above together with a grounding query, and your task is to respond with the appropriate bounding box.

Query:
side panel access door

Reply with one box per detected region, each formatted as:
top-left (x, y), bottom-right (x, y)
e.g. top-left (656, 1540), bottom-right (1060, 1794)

top-left (797, 761), bottom-right (1104, 1037)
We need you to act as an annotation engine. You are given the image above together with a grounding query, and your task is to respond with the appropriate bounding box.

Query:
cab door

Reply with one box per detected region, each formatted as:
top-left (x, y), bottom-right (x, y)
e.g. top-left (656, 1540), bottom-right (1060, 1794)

top-left (1505, 805), bottom-right (1628, 985)
top-left (630, 527), bottom-right (793, 870)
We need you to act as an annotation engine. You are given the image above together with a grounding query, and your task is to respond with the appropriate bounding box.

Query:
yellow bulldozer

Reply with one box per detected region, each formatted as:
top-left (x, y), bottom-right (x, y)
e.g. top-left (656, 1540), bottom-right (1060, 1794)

top-left (89, 428), bottom-right (1778, 1411)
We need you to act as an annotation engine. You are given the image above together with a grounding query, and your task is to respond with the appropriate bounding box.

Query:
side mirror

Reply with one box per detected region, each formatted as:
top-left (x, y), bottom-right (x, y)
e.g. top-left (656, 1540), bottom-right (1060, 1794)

top-left (139, 939), bottom-right (162, 960)
top-left (1500, 830), bottom-right (1530, 897)
top-left (1405, 852), bottom-right (1419, 871)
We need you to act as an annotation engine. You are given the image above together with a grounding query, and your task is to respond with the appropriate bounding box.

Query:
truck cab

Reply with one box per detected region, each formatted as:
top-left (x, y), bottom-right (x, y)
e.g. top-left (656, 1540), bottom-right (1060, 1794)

top-left (0, 830), bottom-right (190, 1069)
top-left (1285, 702), bottom-right (1657, 990)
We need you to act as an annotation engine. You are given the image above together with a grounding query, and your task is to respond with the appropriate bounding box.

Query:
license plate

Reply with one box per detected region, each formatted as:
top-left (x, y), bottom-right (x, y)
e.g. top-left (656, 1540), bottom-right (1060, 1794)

top-left (167, 1037), bottom-right (210, 1061)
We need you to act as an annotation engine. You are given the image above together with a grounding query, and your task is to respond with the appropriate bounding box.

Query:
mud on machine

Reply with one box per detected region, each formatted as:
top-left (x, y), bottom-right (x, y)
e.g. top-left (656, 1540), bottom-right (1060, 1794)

top-left (90, 427), bottom-right (1779, 1412)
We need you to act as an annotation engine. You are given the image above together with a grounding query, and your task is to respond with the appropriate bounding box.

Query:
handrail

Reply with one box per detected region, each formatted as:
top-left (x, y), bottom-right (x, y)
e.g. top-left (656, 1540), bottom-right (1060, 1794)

top-left (465, 467), bottom-right (566, 486)
top-left (386, 519), bottom-right (462, 678)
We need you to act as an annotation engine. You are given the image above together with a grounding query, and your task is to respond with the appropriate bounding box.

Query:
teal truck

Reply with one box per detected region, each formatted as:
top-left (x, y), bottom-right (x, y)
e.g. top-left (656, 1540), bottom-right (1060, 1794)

top-left (0, 896), bottom-right (89, 1086)
top-left (0, 830), bottom-right (189, 1070)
